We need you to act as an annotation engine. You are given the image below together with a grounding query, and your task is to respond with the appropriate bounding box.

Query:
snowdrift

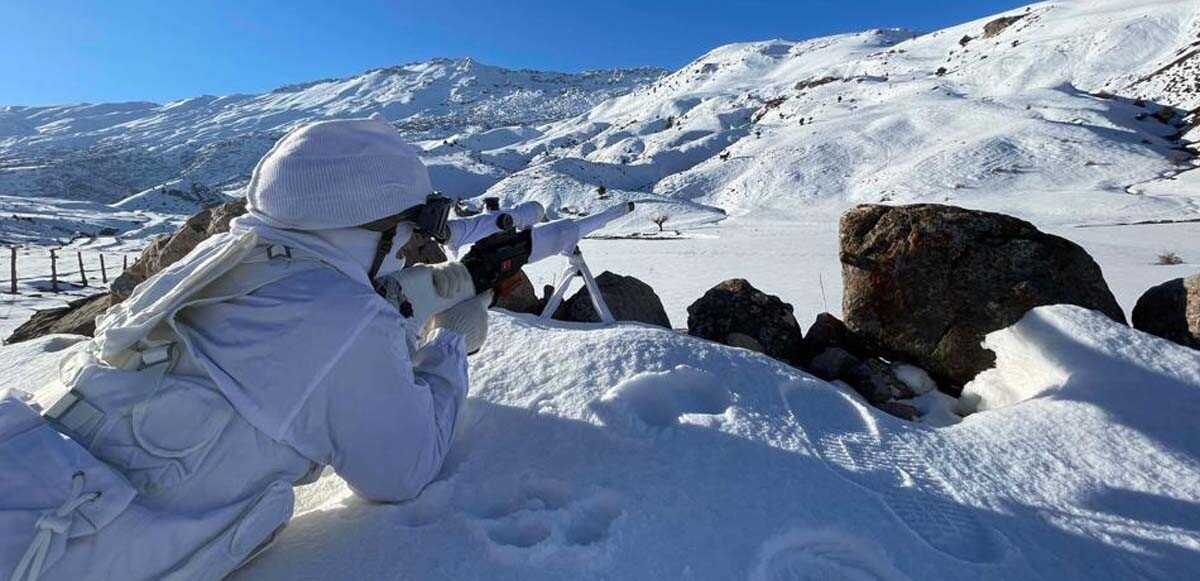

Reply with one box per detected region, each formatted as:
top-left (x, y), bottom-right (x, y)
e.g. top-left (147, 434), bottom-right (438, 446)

top-left (4, 305), bottom-right (1198, 579)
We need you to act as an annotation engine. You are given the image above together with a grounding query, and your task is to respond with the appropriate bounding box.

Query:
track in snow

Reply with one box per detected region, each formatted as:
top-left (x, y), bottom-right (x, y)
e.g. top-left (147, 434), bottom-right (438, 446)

top-left (782, 384), bottom-right (1004, 564)
top-left (751, 530), bottom-right (910, 581)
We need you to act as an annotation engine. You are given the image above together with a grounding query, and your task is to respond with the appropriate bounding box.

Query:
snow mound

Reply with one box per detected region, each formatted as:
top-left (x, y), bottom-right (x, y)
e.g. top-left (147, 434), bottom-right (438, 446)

top-left (960, 304), bottom-right (1200, 414)
top-left (4, 309), bottom-right (1200, 578)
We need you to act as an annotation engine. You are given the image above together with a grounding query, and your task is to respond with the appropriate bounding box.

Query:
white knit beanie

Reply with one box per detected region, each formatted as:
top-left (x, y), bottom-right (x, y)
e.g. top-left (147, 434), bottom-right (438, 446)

top-left (246, 117), bottom-right (432, 230)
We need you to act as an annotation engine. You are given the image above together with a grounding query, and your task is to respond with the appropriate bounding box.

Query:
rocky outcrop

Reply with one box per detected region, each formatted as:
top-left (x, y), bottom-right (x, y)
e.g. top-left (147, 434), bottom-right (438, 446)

top-left (1132, 273), bottom-right (1200, 350)
top-left (686, 279), bottom-right (802, 362)
top-left (111, 199), bottom-right (248, 299)
top-left (5, 294), bottom-right (112, 343)
top-left (982, 14), bottom-right (1026, 38)
top-left (840, 203), bottom-right (1125, 390)
top-left (554, 271), bottom-right (670, 327)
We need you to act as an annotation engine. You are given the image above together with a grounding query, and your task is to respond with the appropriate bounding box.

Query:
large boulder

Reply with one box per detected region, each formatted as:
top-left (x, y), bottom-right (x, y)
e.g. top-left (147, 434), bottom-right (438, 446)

top-left (686, 279), bottom-right (802, 362)
top-left (1132, 273), bottom-right (1200, 350)
top-left (553, 271), bottom-right (670, 327)
top-left (840, 204), bottom-right (1125, 390)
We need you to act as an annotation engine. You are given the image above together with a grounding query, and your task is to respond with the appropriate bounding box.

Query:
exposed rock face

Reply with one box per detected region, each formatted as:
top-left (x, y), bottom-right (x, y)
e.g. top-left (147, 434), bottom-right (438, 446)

top-left (1132, 273), bottom-right (1200, 350)
top-left (840, 203), bottom-right (1125, 390)
top-left (554, 271), bottom-right (670, 327)
top-left (111, 199), bottom-right (248, 299)
top-left (982, 14), bottom-right (1026, 38)
top-left (5, 294), bottom-right (112, 344)
top-left (686, 278), bottom-right (802, 362)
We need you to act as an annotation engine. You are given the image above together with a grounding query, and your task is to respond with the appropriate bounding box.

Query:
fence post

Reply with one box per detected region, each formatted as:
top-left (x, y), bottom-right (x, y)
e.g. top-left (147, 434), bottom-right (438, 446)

top-left (7, 246), bottom-right (15, 294)
top-left (77, 251), bottom-right (88, 287)
top-left (100, 254), bottom-right (108, 284)
top-left (123, 255), bottom-right (128, 271)
top-left (50, 248), bottom-right (59, 292)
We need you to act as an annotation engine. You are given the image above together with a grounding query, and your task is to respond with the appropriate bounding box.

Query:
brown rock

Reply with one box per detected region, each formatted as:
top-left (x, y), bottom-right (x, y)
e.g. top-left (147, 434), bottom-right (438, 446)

top-left (5, 294), bottom-right (112, 343)
top-left (982, 14), bottom-right (1026, 38)
top-left (111, 199), bottom-right (248, 299)
top-left (840, 203), bottom-right (1125, 391)
top-left (1132, 273), bottom-right (1200, 350)
top-left (493, 270), bottom-right (542, 315)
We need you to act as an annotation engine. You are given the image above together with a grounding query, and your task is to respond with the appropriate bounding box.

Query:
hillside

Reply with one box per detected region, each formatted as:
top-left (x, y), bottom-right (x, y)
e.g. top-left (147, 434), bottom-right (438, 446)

top-left (0, 59), bottom-right (665, 204)
top-left (479, 0), bottom-right (1199, 225)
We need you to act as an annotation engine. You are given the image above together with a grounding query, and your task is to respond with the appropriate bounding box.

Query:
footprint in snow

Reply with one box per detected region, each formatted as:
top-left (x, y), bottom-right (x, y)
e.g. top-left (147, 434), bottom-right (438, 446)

top-left (751, 530), bottom-right (910, 581)
top-left (781, 384), bottom-right (1004, 564)
top-left (590, 365), bottom-right (733, 435)
top-left (460, 473), bottom-right (624, 562)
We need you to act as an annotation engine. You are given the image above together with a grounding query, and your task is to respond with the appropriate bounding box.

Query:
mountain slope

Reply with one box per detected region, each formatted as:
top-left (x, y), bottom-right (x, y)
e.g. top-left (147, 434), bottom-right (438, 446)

top-left (0, 59), bottom-right (665, 203)
top-left (481, 0), bottom-right (1200, 225)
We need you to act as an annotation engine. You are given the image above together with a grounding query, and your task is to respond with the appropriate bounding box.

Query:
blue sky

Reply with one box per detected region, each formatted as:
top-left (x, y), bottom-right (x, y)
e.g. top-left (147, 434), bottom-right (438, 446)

top-left (1, 0), bottom-right (1031, 106)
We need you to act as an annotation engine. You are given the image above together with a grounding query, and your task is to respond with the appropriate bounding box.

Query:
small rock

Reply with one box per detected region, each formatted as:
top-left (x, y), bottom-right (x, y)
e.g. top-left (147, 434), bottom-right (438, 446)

top-left (1132, 273), bottom-right (1200, 350)
top-left (877, 401), bottom-right (920, 421)
top-left (808, 347), bottom-right (862, 381)
top-left (725, 332), bottom-right (766, 353)
top-left (798, 312), bottom-right (865, 363)
top-left (687, 278), bottom-right (803, 363)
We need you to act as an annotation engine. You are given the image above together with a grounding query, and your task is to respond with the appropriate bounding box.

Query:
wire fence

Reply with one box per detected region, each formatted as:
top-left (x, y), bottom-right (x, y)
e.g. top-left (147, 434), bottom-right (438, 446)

top-left (3, 245), bottom-right (133, 295)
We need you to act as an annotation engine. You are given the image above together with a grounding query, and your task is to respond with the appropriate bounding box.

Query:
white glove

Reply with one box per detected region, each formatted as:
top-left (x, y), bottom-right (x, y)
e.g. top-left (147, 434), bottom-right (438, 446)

top-left (391, 262), bottom-right (478, 331)
top-left (425, 291), bottom-right (492, 354)
top-left (430, 261), bottom-right (472, 299)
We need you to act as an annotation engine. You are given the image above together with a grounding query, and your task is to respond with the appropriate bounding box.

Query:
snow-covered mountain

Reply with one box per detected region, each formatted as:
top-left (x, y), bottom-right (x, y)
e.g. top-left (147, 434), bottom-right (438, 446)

top-left (2, 0), bottom-right (1198, 242)
top-left (0, 59), bottom-right (665, 204)
top-left (479, 0), bottom-right (1200, 226)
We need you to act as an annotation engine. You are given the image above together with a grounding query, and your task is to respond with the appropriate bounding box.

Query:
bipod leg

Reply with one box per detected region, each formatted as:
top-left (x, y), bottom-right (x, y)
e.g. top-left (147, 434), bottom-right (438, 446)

top-left (540, 253), bottom-right (579, 319)
top-left (573, 248), bottom-right (614, 323)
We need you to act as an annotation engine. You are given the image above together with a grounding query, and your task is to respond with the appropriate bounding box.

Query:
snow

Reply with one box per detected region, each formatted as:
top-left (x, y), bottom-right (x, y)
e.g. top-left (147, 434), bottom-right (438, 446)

top-left (3, 305), bottom-right (1199, 579)
top-left (2, 1), bottom-right (1200, 576)
top-left (486, 0), bottom-right (1199, 226)
top-left (0, 60), bottom-right (665, 205)
top-left (959, 305), bottom-right (1200, 414)
top-left (892, 363), bottom-right (937, 396)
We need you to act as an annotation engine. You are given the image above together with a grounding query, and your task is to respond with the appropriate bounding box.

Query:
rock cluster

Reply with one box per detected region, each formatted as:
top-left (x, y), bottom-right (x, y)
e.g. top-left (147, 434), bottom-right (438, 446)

top-left (840, 203), bottom-right (1125, 390)
top-left (683, 203), bottom-right (1134, 420)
